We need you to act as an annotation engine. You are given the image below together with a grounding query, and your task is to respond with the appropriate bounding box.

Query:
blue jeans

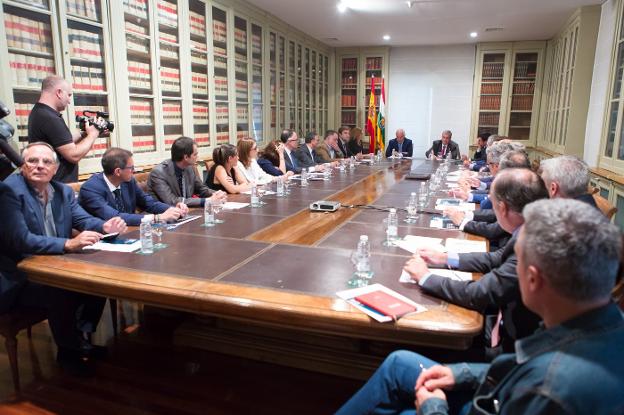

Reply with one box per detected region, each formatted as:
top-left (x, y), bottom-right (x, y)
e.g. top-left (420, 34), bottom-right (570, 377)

top-left (336, 350), bottom-right (471, 415)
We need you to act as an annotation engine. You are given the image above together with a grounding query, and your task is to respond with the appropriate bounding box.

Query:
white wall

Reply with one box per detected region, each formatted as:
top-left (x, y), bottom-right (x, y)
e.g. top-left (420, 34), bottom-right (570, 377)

top-left (584, 0), bottom-right (618, 167)
top-left (387, 45), bottom-right (476, 158)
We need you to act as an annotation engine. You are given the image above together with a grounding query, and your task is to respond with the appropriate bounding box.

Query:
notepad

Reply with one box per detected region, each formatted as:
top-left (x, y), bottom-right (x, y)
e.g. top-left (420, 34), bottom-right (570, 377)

top-left (222, 202), bottom-right (250, 210)
top-left (83, 239), bottom-right (141, 253)
top-left (394, 235), bottom-right (445, 254)
top-left (445, 238), bottom-right (487, 253)
top-left (355, 290), bottom-right (416, 320)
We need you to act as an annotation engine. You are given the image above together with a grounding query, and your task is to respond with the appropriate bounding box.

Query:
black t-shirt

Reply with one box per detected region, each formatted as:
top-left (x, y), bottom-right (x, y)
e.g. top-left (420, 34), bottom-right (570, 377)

top-left (28, 102), bottom-right (76, 183)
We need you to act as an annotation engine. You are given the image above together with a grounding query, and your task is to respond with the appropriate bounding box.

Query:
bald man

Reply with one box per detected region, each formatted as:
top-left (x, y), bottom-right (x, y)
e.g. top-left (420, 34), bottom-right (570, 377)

top-left (28, 76), bottom-right (102, 182)
top-left (385, 129), bottom-right (413, 158)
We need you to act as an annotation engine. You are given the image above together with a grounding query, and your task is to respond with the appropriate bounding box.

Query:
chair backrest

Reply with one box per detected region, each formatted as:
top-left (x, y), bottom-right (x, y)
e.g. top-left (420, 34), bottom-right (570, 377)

top-left (134, 172), bottom-right (150, 193)
top-left (592, 192), bottom-right (617, 220)
top-left (67, 181), bottom-right (82, 193)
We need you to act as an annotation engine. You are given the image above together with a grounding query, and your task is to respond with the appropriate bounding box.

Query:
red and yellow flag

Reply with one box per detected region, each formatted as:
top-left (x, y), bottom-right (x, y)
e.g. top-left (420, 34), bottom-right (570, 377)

top-left (366, 76), bottom-right (377, 154)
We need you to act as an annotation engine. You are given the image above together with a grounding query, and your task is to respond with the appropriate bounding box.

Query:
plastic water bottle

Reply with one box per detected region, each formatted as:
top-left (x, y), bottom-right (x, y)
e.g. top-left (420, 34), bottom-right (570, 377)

top-left (276, 176), bottom-right (285, 197)
top-left (301, 167), bottom-right (309, 187)
top-left (140, 216), bottom-right (153, 254)
top-left (354, 235), bottom-right (373, 279)
top-left (204, 199), bottom-right (215, 226)
top-left (385, 208), bottom-right (398, 245)
top-left (250, 183), bottom-right (260, 206)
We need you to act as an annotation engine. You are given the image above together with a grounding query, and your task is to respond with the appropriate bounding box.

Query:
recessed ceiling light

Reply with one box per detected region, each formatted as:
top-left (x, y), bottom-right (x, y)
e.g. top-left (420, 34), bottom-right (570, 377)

top-left (337, 2), bottom-right (347, 13)
top-left (383, 34), bottom-right (391, 41)
top-left (470, 32), bottom-right (478, 38)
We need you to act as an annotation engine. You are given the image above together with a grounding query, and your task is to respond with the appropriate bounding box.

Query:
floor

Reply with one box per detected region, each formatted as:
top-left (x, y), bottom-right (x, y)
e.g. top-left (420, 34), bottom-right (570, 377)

top-left (0, 302), bottom-right (362, 414)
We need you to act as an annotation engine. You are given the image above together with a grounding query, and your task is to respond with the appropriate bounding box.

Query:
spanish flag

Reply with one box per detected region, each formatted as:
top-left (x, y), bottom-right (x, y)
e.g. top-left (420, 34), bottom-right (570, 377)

top-left (366, 76), bottom-right (377, 153)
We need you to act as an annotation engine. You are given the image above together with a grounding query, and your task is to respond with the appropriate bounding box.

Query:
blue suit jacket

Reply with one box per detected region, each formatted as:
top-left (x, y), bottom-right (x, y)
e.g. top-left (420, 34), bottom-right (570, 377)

top-left (1, 176), bottom-right (104, 312)
top-left (385, 138), bottom-right (413, 158)
top-left (283, 150), bottom-right (302, 174)
top-left (79, 173), bottom-right (170, 226)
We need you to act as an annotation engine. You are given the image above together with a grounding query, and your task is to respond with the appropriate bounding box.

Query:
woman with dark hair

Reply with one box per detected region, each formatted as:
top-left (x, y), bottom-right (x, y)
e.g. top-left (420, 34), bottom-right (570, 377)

top-left (205, 144), bottom-right (251, 194)
top-left (257, 140), bottom-right (294, 177)
top-left (348, 127), bottom-right (365, 156)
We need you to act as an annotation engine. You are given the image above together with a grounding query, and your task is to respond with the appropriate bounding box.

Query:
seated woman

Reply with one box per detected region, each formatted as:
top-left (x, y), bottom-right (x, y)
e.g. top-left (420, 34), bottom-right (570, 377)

top-left (257, 140), bottom-right (293, 177)
top-left (237, 138), bottom-right (282, 185)
top-left (205, 144), bottom-right (251, 194)
top-left (348, 127), bottom-right (365, 156)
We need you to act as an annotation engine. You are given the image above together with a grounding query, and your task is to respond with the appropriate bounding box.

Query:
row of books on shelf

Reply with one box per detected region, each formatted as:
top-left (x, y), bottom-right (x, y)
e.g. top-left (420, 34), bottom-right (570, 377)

top-left (85, 138), bottom-right (109, 157)
top-left (479, 95), bottom-right (501, 111)
top-left (13, 103), bottom-right (31, 141)
top-left (482, 62), bottom-right (504, 78)
top-left (216, 131), bottom-right (229, 144)
top-left (511, 96), bottom-right (534, 111)
top-left (191, 50), bottom-right (208, 66)
top-left (68, 28), bottom-right (103, 62)
top-left (251, 34), bottom-right (261, 53)
top-left (481, 83), bottom-right (502, 95)
top-left (341, 76), bottom-right (356, 87)
top-left (214, 57), bottom-right (227, 69)
top-left (191, 73), bottom-right (208, 95)
top-left (215, 77), bottom-right (228, 95)
top-left (160, 43), bottom-right (179, 60)
top-left (162, 102), bottom-right (182, 124)
top-left (125, 20), bottom-right (148, 36)
top-left (189, 10), bottom-right (206, 37)
top-left (234, 28), bottom-right (246, 49)
top-left (194, 133), bottom-right (210, 146)
top-left (9, 54), bottom-right (55, 89)
top-left (159, 31), bottom-right (177, 45)
top-left (235, 130), bottom-right (248, 140)
top-left (157, 0), bottom-right (178, 27)
top-left (514, 62), bottom-right (536, 79)
top-left (128, 61), bottom-right (152, 89)
top-left (193, 105), bottom-right (209, 123)
top-left (130, 101), bottom-right (153, 125)
top-left (214, 46), bottom-right (227, 57)
top-left (160, 67), bottom-right (181, 92)
top-left (340, 95), bottom-right (357, 107)
top-left (213, 21), bottom-right (227, 43)
top-left (512, 82), bottom-right (535, 95)
top-left (191, 39), bottom-right (208, 53)
top-left (236, 106), bottom-right (248, 121)
top-left (215, 106), bottom-right (229, 124)
top-left (132, 136), bottom-right (156, 152)
top-left (71, 65), bottom-right (105, 92)
top-left (235, 80), bottom-right (248, 90)
top-left (478, 113), bottom-right (500, 126)
top-left (234, 61), bottom-right (247, 73)
top-left (365, 58), bottom-right (382, 71)
top-left (126, 33), bottom-right (150, 55)
top-left (66, 0), bottom-right (99, 20)
top-left (341, 112), bottom-right (356, 125)
top-left (123, 0), bottom-right (148, 20)
top-left (164, 133), bottom-right (179, 150)
top-left (5, 14), bottom-right (53, 54)
top-left (365, 77), bottom-right (382, 88)
top-left (342, 58), bottom-right (357, 71)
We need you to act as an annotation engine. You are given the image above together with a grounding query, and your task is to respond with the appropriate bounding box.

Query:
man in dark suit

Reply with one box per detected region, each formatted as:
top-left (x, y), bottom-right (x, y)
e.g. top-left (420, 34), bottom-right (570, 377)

top-left (425, 130), bottom-right (461, 160)
top-left (280, 129), bottom-right (302, 173)
top-left (385, 129), bottom-right (413, 158)
top-left (147, 136), bottom-right (226, 207)
top-left (79, 147), bottom-right (184, 226)
top-left (295, 131), bottom-right (326, 170)
top-left (538, 155), bottom-right (598, 208)
top-left (337, 126), bottom-right (352, 158)
top-left (405, 168), bottom-right (549, 355)
top-left (2, 142), bottom-right (126, 375)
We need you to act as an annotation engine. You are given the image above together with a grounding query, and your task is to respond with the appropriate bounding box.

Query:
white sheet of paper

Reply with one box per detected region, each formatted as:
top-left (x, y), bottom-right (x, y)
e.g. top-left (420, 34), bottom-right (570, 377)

top-left (222, 202), bottom-right (250, 210)
top-left (445, 238), bottom-right (488, 253)
top-left (395, 235), bottom-right (445, 254)
top-left (435, 202), bottom-right (475, 212)
top-left (242, 190), bottom-right (276, 195)
top-left (399, 269), bottom-right (472, 284)
top-left (83, 239), bottom-right (142, 253)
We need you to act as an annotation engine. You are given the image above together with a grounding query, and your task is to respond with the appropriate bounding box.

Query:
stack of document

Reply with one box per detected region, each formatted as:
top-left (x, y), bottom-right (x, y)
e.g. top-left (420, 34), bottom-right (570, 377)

top-left (445, 238), bottom-right (487, 253)
top-left (394, 235), bottom-right (446, 254)
top-left (435, 199), bottom-right (476, 212)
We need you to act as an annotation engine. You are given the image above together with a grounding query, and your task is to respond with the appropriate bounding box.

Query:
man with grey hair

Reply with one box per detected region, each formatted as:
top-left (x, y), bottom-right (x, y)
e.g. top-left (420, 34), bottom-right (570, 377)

top-left (538, 155), bottom-right (596, 207)
top-left (337, 199), bottom-right (623, 415)
top-left (385, 128), bottom-right (413, 158)
top-left (425, 130), bottom-right (460, 160)
top-left (407, 169), bottom-right (549, 355)
top-left (28, 76), bottom-right (106, 182)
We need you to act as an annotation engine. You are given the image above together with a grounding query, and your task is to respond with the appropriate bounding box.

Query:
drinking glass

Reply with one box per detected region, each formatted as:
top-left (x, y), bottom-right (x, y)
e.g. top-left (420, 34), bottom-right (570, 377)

top-left (152, 221), bottom-right (168, 249)
top-left (212, 198), bottom-right (225, 223)
top-left (257, 185), bottom-right (268, 206)
top-left (405, 200), bottom-right (419, 224)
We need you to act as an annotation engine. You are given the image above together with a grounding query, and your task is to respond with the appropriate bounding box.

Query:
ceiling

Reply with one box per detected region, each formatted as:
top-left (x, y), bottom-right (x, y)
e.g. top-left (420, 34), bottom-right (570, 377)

top-left (244, 0), bottom-right (605, 47)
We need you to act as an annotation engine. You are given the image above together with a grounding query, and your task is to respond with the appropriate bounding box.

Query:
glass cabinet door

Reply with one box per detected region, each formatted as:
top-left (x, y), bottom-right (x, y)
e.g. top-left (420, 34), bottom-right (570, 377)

top-left (477, 52), bottom-right (506, 137)
top-left (212, 6), bottom-right (229, 144)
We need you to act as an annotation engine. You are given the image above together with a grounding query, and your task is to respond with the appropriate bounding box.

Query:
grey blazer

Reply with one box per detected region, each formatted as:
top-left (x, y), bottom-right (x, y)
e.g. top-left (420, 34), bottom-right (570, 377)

top-left (146, 159), bottom-right (213, 207)
top-left (295, 145), bottom-right (323, 168)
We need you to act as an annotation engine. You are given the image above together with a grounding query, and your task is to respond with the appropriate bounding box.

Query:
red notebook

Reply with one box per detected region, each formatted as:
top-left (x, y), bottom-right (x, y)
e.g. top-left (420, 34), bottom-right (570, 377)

top-left (355, 290), bottom-right (416, 320)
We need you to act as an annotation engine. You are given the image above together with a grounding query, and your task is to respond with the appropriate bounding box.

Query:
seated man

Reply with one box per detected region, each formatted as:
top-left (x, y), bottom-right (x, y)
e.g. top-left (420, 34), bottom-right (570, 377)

top-left (147, 136), bottom-right (226, 207)
top-left (337, 126), bottom-right (352, 158)
top-left (538, 155), bottom-right (597, 208)
top-left (425, 130), bottom-right (460, 160)
top-left (337, 199), bottom-right (623, 414)
top-left (408, 169), bottom-right (549, 354)
top-left (296, 131), bottom-right (327, 170)
top-left (315, 130), bottom-right (344, 163)
top-left (79, 147), bottom-right (184, 226)
top-left (279, 129), bottom-right (302, 173)
top-left (462, 132), bottom-right (489, 171)
top-left (2, 142), bottom-right (127, 375)
top-left (385, 128), bottom-right (413, 158)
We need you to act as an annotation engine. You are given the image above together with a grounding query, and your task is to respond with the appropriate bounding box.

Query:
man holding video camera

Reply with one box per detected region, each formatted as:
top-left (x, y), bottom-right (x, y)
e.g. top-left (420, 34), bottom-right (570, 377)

top-left (28, 76), bottom-right (107, 183)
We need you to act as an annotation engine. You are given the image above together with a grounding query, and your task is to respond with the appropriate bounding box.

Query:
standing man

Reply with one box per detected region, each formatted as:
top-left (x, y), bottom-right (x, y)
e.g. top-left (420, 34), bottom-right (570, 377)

top-left (79, 147), bottom-right (184, 226)
top-left (147, 136), bottom-right (226, 207)
top-left (337, 126), bottom-right (352, 158)
top-left (425, 130), bottom-right (461, 160)
top-left (2, 142), bottom-right (126, 375)
top-left (385, 128), bottom-right (413, 158)
top-left (28, 76), bottom-right (104, 183)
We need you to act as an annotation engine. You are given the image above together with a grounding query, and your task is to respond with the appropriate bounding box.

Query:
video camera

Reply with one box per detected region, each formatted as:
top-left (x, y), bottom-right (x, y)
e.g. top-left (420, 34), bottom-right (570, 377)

top-left (76, 110), bottom-right (114, 134)
top-left (0, 101), bottom-right (24, 179)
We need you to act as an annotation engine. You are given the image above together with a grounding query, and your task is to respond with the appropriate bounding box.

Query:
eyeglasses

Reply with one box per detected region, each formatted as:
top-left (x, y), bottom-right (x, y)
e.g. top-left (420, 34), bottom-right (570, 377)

top-left (25, 157), bottom-right (55, 167)
top-left (122, 165), bottom-right (136, 172)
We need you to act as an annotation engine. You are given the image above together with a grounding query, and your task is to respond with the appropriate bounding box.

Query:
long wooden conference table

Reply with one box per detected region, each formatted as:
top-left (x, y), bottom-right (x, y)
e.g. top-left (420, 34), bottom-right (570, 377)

top-left (19, 158), bottom-right (484, 379)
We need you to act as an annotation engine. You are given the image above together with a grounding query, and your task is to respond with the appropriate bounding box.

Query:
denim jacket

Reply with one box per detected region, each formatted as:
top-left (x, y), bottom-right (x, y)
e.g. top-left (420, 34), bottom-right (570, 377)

top-left (420, 303), bottom-right (624, 415)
